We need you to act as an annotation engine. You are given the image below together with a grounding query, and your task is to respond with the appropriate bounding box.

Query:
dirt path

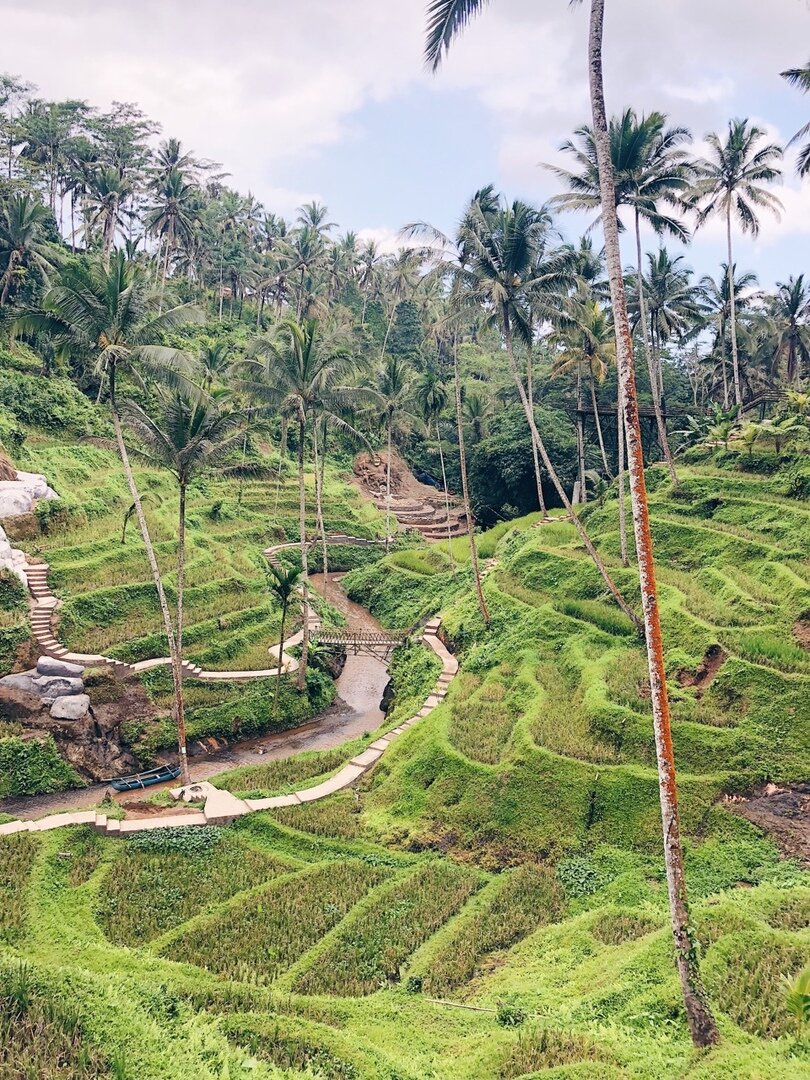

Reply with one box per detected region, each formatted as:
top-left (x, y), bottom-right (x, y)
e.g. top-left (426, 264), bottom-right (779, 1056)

top-left (0, 575), bottom-right (390, 821)
top-left (726, 783), bottom-right (810, 865)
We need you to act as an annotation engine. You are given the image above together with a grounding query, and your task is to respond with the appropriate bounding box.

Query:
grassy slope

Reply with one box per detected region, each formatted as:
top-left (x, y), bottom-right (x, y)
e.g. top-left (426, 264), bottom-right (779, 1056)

top-left (0, 457), bottom-right (808, 1077)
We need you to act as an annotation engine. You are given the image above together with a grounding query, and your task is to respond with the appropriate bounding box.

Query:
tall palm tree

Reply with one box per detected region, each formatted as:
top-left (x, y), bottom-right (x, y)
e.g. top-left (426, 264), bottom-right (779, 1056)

top-left (16, 253), bottom-right (200, 783)
top-left (414, 368), bottom-right (455, 554)
top-left (549, 109), bottom-right (693, 481)
top-left (375, 353), bottom-right (412, 550)
top-left (85, 166), bottom-right (133, 265)
top-left (460, 193), bottom-right (640, 630)
top-left (699, 264), bottom-right (758, 408)
top-left (551, 292), bottom-right (615, 490)
top-left (145, 167), bottom-right (201, 286)
top-left (0, 194), bottom-right (55, 306)
top-left (691, 119), bottom-right (783, 407)
top-left (425, 0), bottom-right (719, 1046)
top-left (770, 274), bottom-right (810, 386)
top-left (245, 317), bottom-right (361, 689)
top-left (781, 62), bottom-right (810, 177)
top-left (266, 562), bottom-right (302, 710)
top-left (640, 250), bottom-right (703, 396)
top-left (123, 389), bottom-right (244, 725)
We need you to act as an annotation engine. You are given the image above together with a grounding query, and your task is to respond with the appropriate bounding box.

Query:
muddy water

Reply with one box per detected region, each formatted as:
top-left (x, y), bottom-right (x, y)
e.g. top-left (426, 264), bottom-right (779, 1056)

top-left (1, 574), bottom-right (390, 820)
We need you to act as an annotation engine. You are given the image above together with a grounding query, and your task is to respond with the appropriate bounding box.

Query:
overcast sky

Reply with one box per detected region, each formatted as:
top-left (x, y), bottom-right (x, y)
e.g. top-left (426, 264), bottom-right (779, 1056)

top-left (4, 0), bottom-right (810, 284)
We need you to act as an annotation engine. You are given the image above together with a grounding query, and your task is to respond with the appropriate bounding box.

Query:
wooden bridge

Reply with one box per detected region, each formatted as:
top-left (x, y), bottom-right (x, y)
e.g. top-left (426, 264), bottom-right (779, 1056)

top-left (314, 628), bottom-right (410, 659)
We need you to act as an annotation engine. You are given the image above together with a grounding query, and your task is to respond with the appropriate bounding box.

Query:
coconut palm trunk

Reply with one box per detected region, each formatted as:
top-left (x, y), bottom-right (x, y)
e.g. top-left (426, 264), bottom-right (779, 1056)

top-left (503, 312), bottom-right (640, 631)
top-left (312, 418), bottom-right (329, 579)
top-left (588, 0), bottom-right (718, 1047)
top-left (273, 597), bottom-right (288, 711)
top-left (297, 413), bottom-right (310, 692)
top-left (726, 207), bottom-right (743, 407)
top-left (634, 209), bottom-right (677, 482)
top-left (434, 419), bottom-right (455, 566)
top-left (109, 366), bottom-right (189, 784)
top-left (176, 479), bottom-right (187, 685)
top-left (616, 378), bottom-right (629, 567)
top-left (452, 335), bottom-right (489, 625)
top-left (385, 412), bottom-right (393, 553)
top-left (526, 347), bottom-right (547, 514)
top-left (590, 374), bottom-right (613, 480)
top-left (273, 417), bottom-right (288, 518)
top-left (575, 365), bottom-right (587, 502)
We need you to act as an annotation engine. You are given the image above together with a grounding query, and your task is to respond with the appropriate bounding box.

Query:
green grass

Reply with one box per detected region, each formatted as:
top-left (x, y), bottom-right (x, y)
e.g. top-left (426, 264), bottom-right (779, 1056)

top-left (0, 834), bottom-right (39, 944)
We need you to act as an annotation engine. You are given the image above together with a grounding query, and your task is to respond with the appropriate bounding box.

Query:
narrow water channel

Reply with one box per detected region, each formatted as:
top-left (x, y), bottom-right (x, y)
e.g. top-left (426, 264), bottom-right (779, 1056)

top-left (0, 574), bottom-right (391, 820)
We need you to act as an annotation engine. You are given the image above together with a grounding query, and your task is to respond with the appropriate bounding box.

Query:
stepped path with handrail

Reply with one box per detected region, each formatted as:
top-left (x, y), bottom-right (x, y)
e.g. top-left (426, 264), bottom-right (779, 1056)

top-left (1, 533), bottom-right (459, 838)
top-left (0, 617), bottom-right (457, 838)
top-left (24, 533), bottom-right (391, 679)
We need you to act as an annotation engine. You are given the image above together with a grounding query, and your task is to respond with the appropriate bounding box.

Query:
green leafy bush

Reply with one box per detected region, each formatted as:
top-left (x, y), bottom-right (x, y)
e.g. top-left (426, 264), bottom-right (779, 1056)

top-left (0, 736), bottom-right (81, 798)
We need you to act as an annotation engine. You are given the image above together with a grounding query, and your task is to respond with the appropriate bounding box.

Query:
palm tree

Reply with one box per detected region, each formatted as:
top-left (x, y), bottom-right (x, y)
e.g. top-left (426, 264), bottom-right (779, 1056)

top-left (425, 0), bottom-right (719, 1046)
top-left (16, 253), bottom-right (200, 783)
top-left (691, 119), bottom-right (783, 407)
top-left (414, 368), bottom-right (455, 554)
top-left (85, 166), bottom-right (133, 265)
top-left (781, 62), bottom-right (810, 176)
top-left (0, 194), bottom-right (55, 306)
top-left (770, 275), bottom-right (810, 386)
top-left (640, 250), bottom-right (703, 397)
top-left (460, 193), bottom-right (640, 630)
top-left (461, 389), bottom-right (492, 442)
top-left (266, 561), bottom-right (302, 710)
top-left (123, 389), bottom-right (243, 712)
top-left (549, 109), bottom-right (693, 482)
top-left (699, 264), bottom-right (758, 408)
top-left (145, 167), bottom-right (201, 286)
top-left (551, 292), bottom-right (615, 491)
top-left (245, 317), bottom-right (360, 689)
top-left (375, 353), bottom-right (412, 550)
top-left (380, 248), bottom-right (423, 358)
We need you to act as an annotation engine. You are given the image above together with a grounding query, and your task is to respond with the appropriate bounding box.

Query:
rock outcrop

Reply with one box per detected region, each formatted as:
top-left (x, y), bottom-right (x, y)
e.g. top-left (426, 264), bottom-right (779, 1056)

top-left (0, 470), bottom-right (59, 520)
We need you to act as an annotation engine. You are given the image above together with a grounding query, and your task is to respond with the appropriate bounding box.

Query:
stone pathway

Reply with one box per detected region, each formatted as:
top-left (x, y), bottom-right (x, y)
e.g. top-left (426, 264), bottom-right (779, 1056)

top-left (0, 617), bottom-right (458, 838)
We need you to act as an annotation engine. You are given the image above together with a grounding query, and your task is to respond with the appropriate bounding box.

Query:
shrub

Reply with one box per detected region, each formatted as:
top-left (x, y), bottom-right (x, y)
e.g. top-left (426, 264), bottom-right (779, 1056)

top-left (0, 736), bottom-right (81, 798)
top-left (498, 1026), bottom-right (605, 1078)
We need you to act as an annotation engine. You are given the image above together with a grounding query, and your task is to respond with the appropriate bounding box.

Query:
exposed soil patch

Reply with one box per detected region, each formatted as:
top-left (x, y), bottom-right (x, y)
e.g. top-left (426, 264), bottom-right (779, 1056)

top-left (677, 644), bottom-right (727, 697)
top-left (725, 782), bottom-right (810, 864)
top-left (792, 617), bottom-right (810, 651)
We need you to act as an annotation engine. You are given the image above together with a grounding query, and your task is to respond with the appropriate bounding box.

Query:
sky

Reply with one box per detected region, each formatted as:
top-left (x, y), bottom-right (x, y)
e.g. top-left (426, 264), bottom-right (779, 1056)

top-left (4, 0), bottom-right (810, 286)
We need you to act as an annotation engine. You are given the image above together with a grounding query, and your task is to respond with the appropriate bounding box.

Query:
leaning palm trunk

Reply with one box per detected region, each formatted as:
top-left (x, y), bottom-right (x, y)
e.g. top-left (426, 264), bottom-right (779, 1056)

top-left (273, 417), bottom-right (288, 518)
top-left (312, 419), bottom-right (329, 579)
top-left (503, 314), bottom-right (641, 633)
top-left (385, 416), bottom-right (393, 553)
top-left (575, 366), bottom-right (587, 502)
top-left (176, 480), bottom-right (187, 705)
top-left (453, 336), bottom-right (489, 625)
top-left (109, 367), bottom-right (189, 785)
top-left (435, 419), bottom-right (455, 568)
top-left (634, 211), bottom-right (678, 482)
top-left (588, 0), bottom-right (718, 1047)
top-left (273, 600), bottom-right (287, 711)
top-left (296, 415), bottom-right (310, 692)
top-left (590, 374), bottom-right (613, 480)
top-left (726, 207), bottom-right (743, 407)
top-left (617, 378), bottom-right (629, 567)
top-left (526, 347), bottom-right (547, 514)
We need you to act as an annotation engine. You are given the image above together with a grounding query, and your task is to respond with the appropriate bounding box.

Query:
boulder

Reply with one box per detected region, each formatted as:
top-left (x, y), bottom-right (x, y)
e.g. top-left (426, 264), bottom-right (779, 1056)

top-left (0, 523), bottom-right (28, 588)
top-left (32, 675), bottom-right (85, 701)
top-left (0, 673), bottom-right (36, 694)
top-left (36, 656), bottom-right (85, 679)
top-left (50, 694), bottom-right (91, 720)
top-left (0, 471), bottom-right (59, 520)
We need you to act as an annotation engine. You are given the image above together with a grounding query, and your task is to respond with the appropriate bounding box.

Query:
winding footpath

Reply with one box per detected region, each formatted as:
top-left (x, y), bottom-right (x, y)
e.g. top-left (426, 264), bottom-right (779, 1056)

top-left (1, 535), bottom-right (458, 839)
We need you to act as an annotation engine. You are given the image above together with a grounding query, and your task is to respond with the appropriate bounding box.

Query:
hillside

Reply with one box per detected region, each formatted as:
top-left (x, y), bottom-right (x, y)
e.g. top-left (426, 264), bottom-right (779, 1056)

top-left (0, 455), bottom-right (808, 1079)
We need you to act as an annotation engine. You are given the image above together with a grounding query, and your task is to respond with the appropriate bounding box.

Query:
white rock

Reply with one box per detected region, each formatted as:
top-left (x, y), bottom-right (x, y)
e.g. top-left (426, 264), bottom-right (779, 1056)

top-left (50, 694), bottom-right (90, 720)
top-left (36, 656), bottom-right (85, 678)
top-left (0, 471), bottom-right (59, 520)
top-left (0, 673), bottom-right (36, 694)
top-left (32, 675), bottom-right (85, 699)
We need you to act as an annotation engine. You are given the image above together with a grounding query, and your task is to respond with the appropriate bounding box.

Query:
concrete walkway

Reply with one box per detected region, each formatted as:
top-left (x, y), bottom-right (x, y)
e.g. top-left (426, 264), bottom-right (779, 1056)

top-left (0, 618), bottom-right (457, 838)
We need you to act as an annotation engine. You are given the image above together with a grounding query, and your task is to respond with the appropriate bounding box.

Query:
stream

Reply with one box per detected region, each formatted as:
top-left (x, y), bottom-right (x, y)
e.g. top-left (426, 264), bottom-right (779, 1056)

top-left (0, 574), bottom-right (390, 821)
